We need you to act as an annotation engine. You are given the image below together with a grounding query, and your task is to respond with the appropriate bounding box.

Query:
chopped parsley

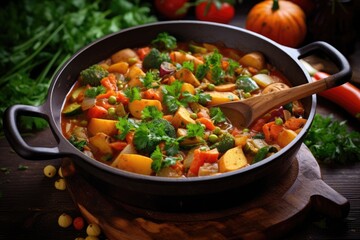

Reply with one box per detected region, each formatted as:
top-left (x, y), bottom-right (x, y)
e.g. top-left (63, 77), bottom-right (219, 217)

top-left (84, 85), bottom-right (106, 98)
top-left (124, 87), bottom-right (141, 102)
top-left (150, 146), bottom-right (181, 173)
top-left (210, 107), bottom-right (226, 123)
top-left (151, 32), bottom-right (177, 50)
top-left (69, 135), bottom-right (87, 151)
top-left (142, 106), bottom-right (163, 121)
top-left (304, 114), bottom-right (360, 164)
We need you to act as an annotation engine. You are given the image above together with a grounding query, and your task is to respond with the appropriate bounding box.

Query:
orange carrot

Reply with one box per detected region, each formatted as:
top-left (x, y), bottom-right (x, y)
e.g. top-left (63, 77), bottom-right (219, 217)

top-left (196, 117), bottom-right (216, 130)
top-left (262, 121), bottom-right (284, 143)
top-left (199, 148), bottom-right (219, 163)
top-left (188, 148), bottom-right (203, 176)
top-left (284, 117), bottom-right (307, 131)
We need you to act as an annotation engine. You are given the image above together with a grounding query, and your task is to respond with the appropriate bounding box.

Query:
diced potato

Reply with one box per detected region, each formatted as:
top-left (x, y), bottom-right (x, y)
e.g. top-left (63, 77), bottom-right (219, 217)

top-left (239, 52), bottom-right (265, 70)
top-left (111, 144), bottom-right (137, 167)
top-left (205, 91), bottom-right (239, 105)
top-left (128, 99), bottom-right (163, 119)
top-left (87, 118), bottom-right (118, 136)
top-left (234, 135), bottom-right (248, 147)
top-left (252, 74), bottom-right (274, 88)
top-left (127, 65), bottom-right (145, 87)
top-left (107, 61), bottom-right (129, 74)
top-left (111, 48), bottom-right (138, 64)
top-left (198, 163), bottom-right (219, 176)
top-left (89, 133), bottom-right (113, 155)
top-left (170, 51), bottom-right (203, 67)
top-left (214, 83), bottom-right (236, 92)
top-left (175, 68), bottom-right (201, 87)
top-left (114, 153), bottom-right (153, 175)
top-left (277, 129), bottom-right (297, 148)
top-left (171, 106), bottom-right (196, 128)
top-left (181, 82), bottom-right (196, 95)
top-left (183, 147), bottom-right (197, 169)
top-left (218, 146), bottom-right (248, 173)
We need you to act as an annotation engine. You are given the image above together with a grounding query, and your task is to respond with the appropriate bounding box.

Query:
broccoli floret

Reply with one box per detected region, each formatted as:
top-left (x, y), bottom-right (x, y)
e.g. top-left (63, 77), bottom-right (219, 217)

top-left (80, 65), bottom-right (109, 86)
top-left (211, 132), bottom-right (235, 153)
top-left (151, 118), bottom-right (176, 138)
top-left (142, 48), bottom-right (170, 70)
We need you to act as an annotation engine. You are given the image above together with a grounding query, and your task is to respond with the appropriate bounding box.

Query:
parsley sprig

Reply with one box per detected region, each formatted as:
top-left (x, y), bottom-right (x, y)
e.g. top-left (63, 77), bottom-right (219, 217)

top-left (304, 114), bottom-right (360, 164)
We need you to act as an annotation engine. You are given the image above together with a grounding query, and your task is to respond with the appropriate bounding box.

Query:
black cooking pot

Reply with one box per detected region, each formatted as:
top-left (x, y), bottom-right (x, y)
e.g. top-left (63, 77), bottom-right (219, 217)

top-left (3, 21), bottom-right (351, 213)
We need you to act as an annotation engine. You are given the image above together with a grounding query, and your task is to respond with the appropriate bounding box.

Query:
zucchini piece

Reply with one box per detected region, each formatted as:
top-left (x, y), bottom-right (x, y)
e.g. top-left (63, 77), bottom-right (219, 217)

top-left (236, 76), bottom-right (260, 93)
top-left (62, 103), bottom-right (82, 116)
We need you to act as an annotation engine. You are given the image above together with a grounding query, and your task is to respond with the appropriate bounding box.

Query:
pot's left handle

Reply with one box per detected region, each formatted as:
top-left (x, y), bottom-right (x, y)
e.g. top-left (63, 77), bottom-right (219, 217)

top-left (3, 104), bottom-right (69, 160)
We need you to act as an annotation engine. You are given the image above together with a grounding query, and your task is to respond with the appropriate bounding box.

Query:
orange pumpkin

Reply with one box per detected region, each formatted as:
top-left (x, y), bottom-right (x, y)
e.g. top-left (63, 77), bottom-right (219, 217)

top-left (245, 0), bottom-right (307, 48)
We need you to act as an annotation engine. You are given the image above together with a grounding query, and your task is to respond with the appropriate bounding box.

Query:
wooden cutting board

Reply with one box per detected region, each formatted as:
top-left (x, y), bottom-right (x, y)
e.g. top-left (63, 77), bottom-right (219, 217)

top-left (62, 144), bottom-right (349, 240)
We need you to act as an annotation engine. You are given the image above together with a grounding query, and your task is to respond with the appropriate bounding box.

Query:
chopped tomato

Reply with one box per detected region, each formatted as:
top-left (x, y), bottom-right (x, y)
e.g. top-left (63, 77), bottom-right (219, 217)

top-left (137, 47), bottom-right (151, 60)
top-left (116, 91), bottom-right (129, 105)
top-left (109, 141), bottom-right (128, 151)
top-left (125, 131), bottom-right (135, 144)
top-left (87, 105), bottom-right (108, 119)
top-left (101, 74), bottom-right (117, 91)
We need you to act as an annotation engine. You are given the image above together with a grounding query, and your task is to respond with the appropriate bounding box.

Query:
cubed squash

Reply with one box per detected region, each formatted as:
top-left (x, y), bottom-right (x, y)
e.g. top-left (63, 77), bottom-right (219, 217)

top-left (218, 146), bottom-right (248, 173)
top-left (171, 106), bottom-right (196, 128)
top-left (128, 99), bottom-right (163, 119)
top-left (277, 129), bottom-right (297, 148)
top-left (175, 68), bottom-right (200, 87)
top-left (205, 91), bottom-right (239, 105)
top-left (239, 52), bottom-right (265, 70)
top-left (181, 82), bottom-right (196, 95)
top-left (114, 153), bottom-right (153, 175)
top-left (89, 133), bottom-right (113, 155)
top-left (87, 118), bottom-right (118, 136)
top-left (127, 65), bottom-right (145, 87)
top-left (107, 61), bottom-right (129, 74)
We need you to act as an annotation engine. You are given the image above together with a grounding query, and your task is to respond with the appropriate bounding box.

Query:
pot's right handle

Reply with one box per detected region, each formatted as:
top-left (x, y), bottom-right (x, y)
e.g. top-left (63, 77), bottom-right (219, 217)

top-left (3, 104), bottom-right (69, 160)
top-left (287, 41), bottom-right (352, 87)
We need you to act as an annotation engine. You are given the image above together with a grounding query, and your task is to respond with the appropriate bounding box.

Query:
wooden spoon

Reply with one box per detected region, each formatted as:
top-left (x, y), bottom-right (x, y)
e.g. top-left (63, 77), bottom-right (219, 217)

top-left (212, 74), bottom-right (348, 128)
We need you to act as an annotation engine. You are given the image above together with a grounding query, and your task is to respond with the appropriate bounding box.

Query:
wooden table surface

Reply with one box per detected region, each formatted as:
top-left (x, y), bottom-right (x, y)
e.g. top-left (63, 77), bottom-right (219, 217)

top-left (1, 2), bottom-right (360, 239)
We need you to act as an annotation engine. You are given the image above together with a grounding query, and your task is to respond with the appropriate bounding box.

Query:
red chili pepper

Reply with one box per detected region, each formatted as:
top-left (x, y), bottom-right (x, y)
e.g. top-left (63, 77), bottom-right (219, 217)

top-left (313, 71), bottom-right (360, 120)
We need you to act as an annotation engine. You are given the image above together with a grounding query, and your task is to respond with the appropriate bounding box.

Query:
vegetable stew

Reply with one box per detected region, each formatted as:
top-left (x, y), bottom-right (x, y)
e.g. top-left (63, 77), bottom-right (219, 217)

top-left (61, 32), bottom-right (307, 177)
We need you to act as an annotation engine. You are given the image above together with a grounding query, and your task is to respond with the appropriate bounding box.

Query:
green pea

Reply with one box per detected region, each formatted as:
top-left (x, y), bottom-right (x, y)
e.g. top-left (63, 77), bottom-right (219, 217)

top-left (108, 95), bottom-right (117, 105)
top-left (108, 107), bottom-right (116, 116)
top-left (275, 117), bottom-right (283, 125)
top-left (208, 134), bottom-right (218, 143)
top-left (190, 113), bottom-right (197, 119)
top-left (207, 83), bottom-right (215, 91)
top-left (243, 128), bottom-right (249, 133)
top-left (213, 126), bottom-right (221, 135)
top-left (243, 92), bottom-right (252, 98)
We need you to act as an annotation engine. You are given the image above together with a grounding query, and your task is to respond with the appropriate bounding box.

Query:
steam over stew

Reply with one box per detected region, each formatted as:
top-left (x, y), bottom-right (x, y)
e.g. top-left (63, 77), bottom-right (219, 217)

top-left (61, 32), bottom-right (307, 177)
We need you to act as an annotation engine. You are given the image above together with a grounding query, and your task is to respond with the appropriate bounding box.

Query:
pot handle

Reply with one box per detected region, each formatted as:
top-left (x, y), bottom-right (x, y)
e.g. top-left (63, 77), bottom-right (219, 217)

top-left (288, 41), bottom-right (352, 87)
top-left (3, 104), bottom-right (70, 160)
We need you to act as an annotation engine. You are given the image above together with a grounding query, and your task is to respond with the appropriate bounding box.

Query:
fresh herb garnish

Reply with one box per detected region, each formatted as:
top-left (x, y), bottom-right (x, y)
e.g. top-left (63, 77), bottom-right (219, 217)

top-left (162, 80), bottom-right (184, 113)
top-left (84, 85), bottom-right (106, 98)
top-left (150, 146), bottom-right (181, 173)
top-left (304, 114), bottom-right (360, 164)
top-left (115, 117), bottom-right (136, 141)
top-left (0, 0), bottom-right (157, 136)
top-left (69, 135), bottom-right (87, 151)
top-left (151, 32), bottom-right (177, 50)
top-left (186, 122), bottom-right (205, 138)
top-left (140, 70), bottom-right (160, 89)
top-left (124, 87), bottom-right (141, 102)
top-left (142, 106), bottom-right (163, 121)
top-left (210, 107), bottom-right (226, 123)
